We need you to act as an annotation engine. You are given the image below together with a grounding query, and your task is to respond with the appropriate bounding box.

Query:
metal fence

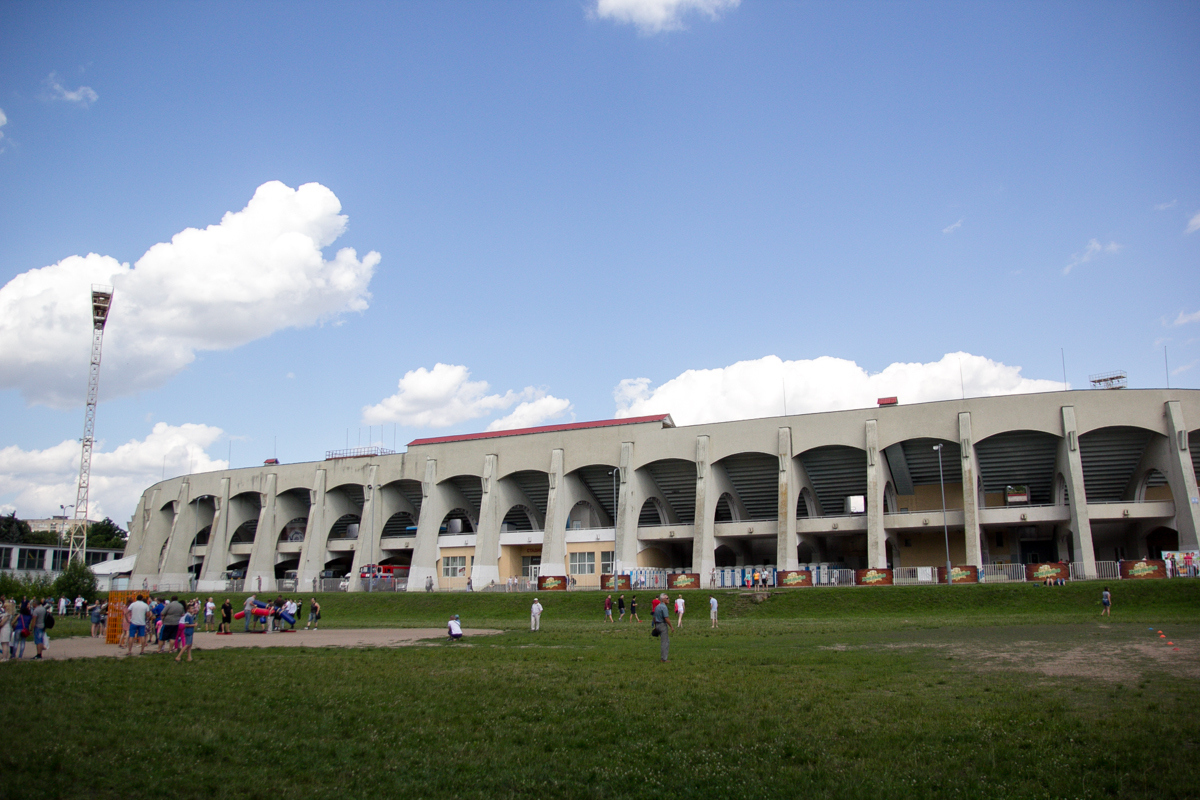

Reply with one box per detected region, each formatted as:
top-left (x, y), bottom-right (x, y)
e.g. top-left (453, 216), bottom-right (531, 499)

top-left (893, 566), bottom-right (940, 585)
top-left (981, 564), bottom-right (1026, 583)
top-left (356, 577), bottom-right (408, 592)
top-left (811, 567), bottom-right (856, 586)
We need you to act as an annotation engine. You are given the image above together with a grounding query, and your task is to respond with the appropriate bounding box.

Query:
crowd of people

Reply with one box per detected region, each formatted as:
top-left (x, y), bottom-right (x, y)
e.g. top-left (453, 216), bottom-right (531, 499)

top-left (0, 593), bottom-right (107, 661)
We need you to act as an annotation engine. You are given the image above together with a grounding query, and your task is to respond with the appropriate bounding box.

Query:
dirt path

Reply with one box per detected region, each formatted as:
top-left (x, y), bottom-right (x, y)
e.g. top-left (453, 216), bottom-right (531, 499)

top-left (17, 628), bottom-right (503, 661)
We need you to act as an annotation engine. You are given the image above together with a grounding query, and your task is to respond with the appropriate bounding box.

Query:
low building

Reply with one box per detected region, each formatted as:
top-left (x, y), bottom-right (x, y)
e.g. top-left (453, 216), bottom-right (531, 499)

top-left (121, 389), bottom-right (1200, 592)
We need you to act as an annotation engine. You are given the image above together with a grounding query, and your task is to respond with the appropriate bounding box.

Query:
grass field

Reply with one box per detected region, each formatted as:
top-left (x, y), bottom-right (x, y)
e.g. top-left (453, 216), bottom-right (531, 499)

top-left (5, 582), bottom-right (1199, 799)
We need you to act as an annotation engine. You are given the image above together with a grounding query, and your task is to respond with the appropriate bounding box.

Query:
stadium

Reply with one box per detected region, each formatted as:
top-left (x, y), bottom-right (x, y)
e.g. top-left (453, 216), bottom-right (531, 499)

top-left (123, 388), bottom-right (1200, 593)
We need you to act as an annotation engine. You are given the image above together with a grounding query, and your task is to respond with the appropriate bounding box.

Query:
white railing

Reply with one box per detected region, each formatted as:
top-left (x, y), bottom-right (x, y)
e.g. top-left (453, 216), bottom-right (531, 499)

top-left (1093, 561), bottom-right (1121, 580)
top-left (893, 566), bottom-right (940, 585)
top-left (627, 568), bottom-right (669, 590)
top-left (811, 567), bottom-right (855, 586)
top-left (981, 563), bottom-right (1026, 583)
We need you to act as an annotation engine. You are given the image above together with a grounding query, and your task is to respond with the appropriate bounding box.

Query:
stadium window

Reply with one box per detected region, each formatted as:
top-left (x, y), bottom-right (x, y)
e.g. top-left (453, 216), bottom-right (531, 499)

top-left (569, 552), bottom-right (596, 575)
top-left (52, 549), bottom-right (69, 571)
top-left (521, 556), bottom-right (541, 578)
top-left (0, 547), bottom-right (10, 568)
top-left (600, 550), bottom-right (614, 574)
top-left (18, 548), bottom-right (44, 571)
top-left (442, 555), bottom-right (466, 577)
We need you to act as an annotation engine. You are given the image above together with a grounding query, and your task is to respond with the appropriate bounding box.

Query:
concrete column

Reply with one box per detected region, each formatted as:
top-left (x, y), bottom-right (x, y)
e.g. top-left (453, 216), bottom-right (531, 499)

top-left (865, 420), bottom-right (887, 569)
top-left (615, 443), bottom-right (639, 570)
top-left (471, 455), bottom-right (502, 589)
top-left (541, 449), bottom-right (568, 577)
top-left (347, 465), bottom-right (383, 591)
top-left (407, 458), bottom-right (442, 592)
top-left (130, 491), bottom-right (176, 588)
top-left (1060, 406), bottom-right (1098, 578)
top-left (245, 473), bottom-right (279, 593)
top-left (692, 435), bottom-right (717, 576)
top-left (1164, 401), bottom-right (1200, 549)
top-left (159, 480), bottom-right (198, 588)
top-left (776, 427), bottom-right (799, 570)
top-left (959, 412), bottom-right (984, 568)
top-left (197, 478), bottom-right (231, 589)
top-left (296, 470), bottom-right (328, 589)
top-left (124, 494), bottom-right (151, 557)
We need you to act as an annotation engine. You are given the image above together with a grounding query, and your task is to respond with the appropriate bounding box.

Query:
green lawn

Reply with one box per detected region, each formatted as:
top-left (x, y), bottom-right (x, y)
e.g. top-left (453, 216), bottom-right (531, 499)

top-left (6, 582), bottom-right (1199, 800)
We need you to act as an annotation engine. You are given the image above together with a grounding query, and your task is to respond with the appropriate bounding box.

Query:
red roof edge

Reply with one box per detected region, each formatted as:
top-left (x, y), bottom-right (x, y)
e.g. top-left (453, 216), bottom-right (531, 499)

top-left (407, 414), bottom-right (674, 447)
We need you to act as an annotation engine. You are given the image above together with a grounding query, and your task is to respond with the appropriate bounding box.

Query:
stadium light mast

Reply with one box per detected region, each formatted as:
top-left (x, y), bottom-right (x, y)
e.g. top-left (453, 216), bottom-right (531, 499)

top-left (933, 444), bottom-right (952, 586)
top-left (69, 285), bottom-right (114, 566)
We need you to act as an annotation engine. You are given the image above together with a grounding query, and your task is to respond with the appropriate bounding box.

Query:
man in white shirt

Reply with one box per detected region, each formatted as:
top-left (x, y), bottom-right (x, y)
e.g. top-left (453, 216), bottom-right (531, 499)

top-left (447, 615), bottom-right (463, 641)
top-left (204, 598), bottom-right (216, 632)
top-left (530, 598), bottom-right (543, 631)
top-left (709, 595), bottom-right (719, 628)
top-left (58, 596), bottom-right (68, 616)
top-left (74, 595), bottom-right (85, 618)
top-left (126, 594), bottom-right (150, 656)
top-left (675, 595), bottom-right (685, 628)
top-left (283, 599), bottom-right (297, 630)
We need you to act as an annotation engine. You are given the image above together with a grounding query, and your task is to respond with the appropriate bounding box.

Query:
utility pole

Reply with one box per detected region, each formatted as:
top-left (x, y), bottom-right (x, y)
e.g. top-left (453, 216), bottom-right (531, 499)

top-left (69, 285), bottom-right (113, 566)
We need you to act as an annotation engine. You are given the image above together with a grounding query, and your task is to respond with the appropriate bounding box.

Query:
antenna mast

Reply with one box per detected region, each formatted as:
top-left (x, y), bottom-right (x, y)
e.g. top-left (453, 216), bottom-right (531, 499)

top-left (69, 285), bottom-right (114, 565)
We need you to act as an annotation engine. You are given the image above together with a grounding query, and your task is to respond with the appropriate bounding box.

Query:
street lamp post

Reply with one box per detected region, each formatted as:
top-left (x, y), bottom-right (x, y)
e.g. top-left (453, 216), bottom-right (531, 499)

top-left (933, 445), bottom-right (952, 585)
top-left (59, 504), bottom-right (74, 547)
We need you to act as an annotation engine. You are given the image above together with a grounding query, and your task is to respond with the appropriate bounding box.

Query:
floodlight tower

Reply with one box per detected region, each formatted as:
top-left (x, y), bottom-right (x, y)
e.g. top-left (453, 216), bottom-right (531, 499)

top-left (68, 285), bottom-right (114, 566)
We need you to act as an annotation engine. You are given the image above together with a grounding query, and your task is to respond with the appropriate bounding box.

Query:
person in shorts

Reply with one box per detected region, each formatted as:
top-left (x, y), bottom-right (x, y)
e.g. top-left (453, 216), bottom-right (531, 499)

top-left (158, 596), bottom-right (185, 653)
top-left (604, 595), bottom-right (614, 623)
top-left (126, 594), bottom-right (150, 656)
top-left (204, 598), bottom-right (216, 632)
top-left (709, 595), bottom-right (719, 628)
top-left (617, 594), bottom-right (626, 622)
top-left (305, 598), bottom-right (321, 630)
top-left (31, 598), bottom-right (47, 659)
top-left (1101, 587), bottom-right (1112, 616)
top-left (674, 595), bottom-right (685, 628)
top-left (219, 599), bottom-right (233, 634)
top-left (630, 595), bottom-right (640, 622)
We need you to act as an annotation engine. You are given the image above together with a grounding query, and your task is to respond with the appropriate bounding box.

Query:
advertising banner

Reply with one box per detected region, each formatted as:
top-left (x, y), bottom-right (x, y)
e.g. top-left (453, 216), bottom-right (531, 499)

top-left (855, 568), bottom-right (893, 586)
top-left (1025, 562), bottom-right (1069, 583)
top-left (601, 574), bottom-right (631, 590)
top-left (1160, 551), bottom-right (1198, 577)
top-left (537, 575), bottom-right (568, 591)
top-left (776, 570), bottom-right (813, 588)
top-left (666, 573), bottom-right (701, 590)
top-left (938, 565), bottom-right (979, 584)
top-left (1119, 559), bottom-right (1166, 580)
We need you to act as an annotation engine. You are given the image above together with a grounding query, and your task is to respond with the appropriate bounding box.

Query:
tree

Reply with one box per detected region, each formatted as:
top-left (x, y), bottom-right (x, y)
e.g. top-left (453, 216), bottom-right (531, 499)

top-left (87, 518), bottom-right (128, 551)
top-left (0, 512), bottom-right (31, 544)
top-left (54, 559), bottom-right (99, 602)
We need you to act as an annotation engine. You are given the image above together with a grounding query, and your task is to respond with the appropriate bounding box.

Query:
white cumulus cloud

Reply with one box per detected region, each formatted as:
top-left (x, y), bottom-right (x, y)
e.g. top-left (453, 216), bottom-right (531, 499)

top-left (0, 181), bottom-right (380, 408)
top-left (942, 219), bottom-right (963, 234)
top-left (614, 353), bottom-right (1067, 425)
top-left (362, 363), bottom-right (571, 430)
top-left (0, 422), bottom-right (226, 527)
top-left (1063, 238), bottom-right (1121, 275)
top-left (1187, 211), bottom-right (1200, 235)
top-left (1172, 309), bottom-right (1200, 326)
top-left (594, 0), bottom-right (739, 33)
top-left (486, 396), bottom-right (574, 431)
top-left (45, 72), bottom-right (98, 107)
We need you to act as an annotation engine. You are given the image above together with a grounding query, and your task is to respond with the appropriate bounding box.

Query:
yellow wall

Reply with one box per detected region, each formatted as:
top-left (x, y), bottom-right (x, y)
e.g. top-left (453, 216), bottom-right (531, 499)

top-left (893, 530), bottom-right (967, 567)
top-left (498, 544), bottom-right (542, 578)
top-left (637, 547), bottom-right (671, 568)
top-left (436, 546), bottom-right (475, 577)
top-left (1145, 485), bottom-right (1173, 502)
top-left (894, 483), bottom-right (964, 512)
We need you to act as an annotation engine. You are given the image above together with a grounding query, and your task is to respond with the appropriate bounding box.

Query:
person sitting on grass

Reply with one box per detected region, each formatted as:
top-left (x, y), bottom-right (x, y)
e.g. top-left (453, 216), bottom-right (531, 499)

top-left (448, 614), bottom-right (463, 642)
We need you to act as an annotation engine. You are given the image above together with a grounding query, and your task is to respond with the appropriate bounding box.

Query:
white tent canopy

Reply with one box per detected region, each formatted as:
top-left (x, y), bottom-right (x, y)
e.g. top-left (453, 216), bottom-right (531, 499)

top-left (90, 555), bottom-right (136, 576)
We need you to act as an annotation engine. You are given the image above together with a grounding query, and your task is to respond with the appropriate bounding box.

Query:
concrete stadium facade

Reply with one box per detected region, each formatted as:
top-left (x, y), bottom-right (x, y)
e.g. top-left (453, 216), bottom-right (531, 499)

top-left (124, 389), bottom-right (1200, 593)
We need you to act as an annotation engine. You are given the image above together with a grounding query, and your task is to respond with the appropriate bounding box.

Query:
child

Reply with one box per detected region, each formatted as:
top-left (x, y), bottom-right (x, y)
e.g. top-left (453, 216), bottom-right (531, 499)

top-left (176, 602), bottom-right (197, 662)
top-left (1101, 587), bottom-right (1112, 617)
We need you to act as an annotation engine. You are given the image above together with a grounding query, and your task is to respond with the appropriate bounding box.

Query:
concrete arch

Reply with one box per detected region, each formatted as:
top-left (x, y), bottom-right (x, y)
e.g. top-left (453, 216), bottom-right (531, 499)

top-left (329, 513), bottom-right (361, 539)
top-left (638, 497), bottom-right (669, 526)
top-left (501, 504), bottom-right (540, 532)
top-left (382, 511), bottom-right (417, 537)
top-left (439, 508), bottom-right (476, 534)
top-left (714, 492), bottom-right (741, 523)
top-left (566, 500), bottom-right (606, 529)
top-left (191, 526), bottom-right (211, 548)
top-left (230, 520), bottom-right (258, 544)
top-left (279, 517), bottom-right (308, 542)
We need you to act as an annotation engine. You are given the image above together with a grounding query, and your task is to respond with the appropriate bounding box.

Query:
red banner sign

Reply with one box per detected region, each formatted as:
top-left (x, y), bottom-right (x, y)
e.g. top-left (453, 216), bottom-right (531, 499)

top-left (537, 575), bottom-right (568, 591)
top-left (601, 574), bottom-right (631, 590)
top-left (776, 570), bottom-right (813, 587)
top-left (1025, 562), bottom-right (1068, 583)
top-left (855, 568), bottom-right (893, 586)
top-left (938, 565), bottom-right (979, 584)
top-left (667, 573), bottom-right (701, 590)
top-left (1119, 559), bottom-right (1166, 580)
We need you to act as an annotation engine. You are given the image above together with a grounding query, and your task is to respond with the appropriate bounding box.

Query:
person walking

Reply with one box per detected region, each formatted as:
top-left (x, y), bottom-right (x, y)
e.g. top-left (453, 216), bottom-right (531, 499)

top-left (305, 598), bottom-right (321, 630)
top-left (709, 595), bottom-right (719, 628)
top-left (1101, 587), bottom-right (1112, 616)
top-left (630, 595), bottom-right (640, 623)
top-left (617, 594), bottom-right (626, 622)
top-left (652, 592), bottom-right (675, 662)
top-left (176, 601), bottom-right (197, 662)
top-left (604, 594), bottom-right (615, 623)
top-left (126, 594), bottom-right (150, 656)
top-left (30, 598), bottom-right (48, 659)
top-left (204, 598), bottom-right (216, 632)
top-left (674, 594), bottom-right (685, 629)
top-left (530, 597), bottom-right (543, 631)
top-left (243, 594), bottom-right (257, 633)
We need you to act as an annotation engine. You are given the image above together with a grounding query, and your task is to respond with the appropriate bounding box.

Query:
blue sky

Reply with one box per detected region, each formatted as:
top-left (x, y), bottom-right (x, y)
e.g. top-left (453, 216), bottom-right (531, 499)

top-left (1, 0), bottom-right (1197, 526)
